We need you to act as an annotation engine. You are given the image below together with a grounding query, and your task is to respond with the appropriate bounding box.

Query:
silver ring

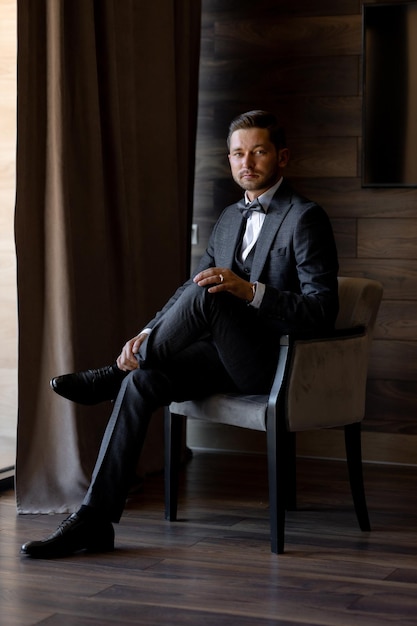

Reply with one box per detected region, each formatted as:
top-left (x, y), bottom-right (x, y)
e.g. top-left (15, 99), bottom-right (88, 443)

top-left (219, 273), bottom-right (224, 283)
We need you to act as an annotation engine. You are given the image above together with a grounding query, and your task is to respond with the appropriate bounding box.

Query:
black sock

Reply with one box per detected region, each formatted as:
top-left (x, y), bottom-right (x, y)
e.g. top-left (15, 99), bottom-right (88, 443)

top-left (77, 505), bottom-right (101, 521)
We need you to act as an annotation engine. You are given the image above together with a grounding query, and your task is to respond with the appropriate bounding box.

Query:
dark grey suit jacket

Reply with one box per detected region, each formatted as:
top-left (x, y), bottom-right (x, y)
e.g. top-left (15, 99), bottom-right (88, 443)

top-left (148, 180), bottom-right (339, 335)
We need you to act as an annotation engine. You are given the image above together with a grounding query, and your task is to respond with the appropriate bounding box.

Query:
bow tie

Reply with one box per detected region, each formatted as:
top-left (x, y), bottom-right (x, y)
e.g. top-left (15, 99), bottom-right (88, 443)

top-left (237, 197), bottom-right (265, 219)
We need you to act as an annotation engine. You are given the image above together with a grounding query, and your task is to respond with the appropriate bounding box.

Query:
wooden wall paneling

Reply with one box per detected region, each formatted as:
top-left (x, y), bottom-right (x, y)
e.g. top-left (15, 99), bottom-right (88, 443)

top-left (294, 178), bottom-right (417, 218)
top-left (369, 340), bottom-right (417, 382)
top-left (214, 15), bottom-right (362, 59)
top-left (194, 141), bottom-right (229, 181)
top-left (358, 218), bottom-right (417, 259)
top-left (366, 379), bottom-right (417, 434)
top-left (202, 97), bottom-right (361, 139)
top-left (375, 301), bottom-right (417, 340)
top-left (199, 57), bottom-right (359, 97)
top-left (286, 138), bottom-right (357, 178)
top-left (332, 218), bottom-right (357, 258)
top-left (297, 429), bottom-right (417, 466)
top-left (280, 96), bottom-right (362, 137)
top-left (337, 259), bottom-right (417, 299)
top-left (203, 0), bottom-right (360, 19)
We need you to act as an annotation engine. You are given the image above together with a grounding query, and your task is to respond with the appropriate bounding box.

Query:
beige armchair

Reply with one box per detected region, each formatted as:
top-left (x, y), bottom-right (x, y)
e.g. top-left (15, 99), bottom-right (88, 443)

top-left (164, 277), bottom-right (383, 553)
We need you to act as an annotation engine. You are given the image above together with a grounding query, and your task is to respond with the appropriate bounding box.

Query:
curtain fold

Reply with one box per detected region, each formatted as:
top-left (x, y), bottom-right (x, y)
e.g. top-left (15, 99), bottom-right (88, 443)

top-left (15, 0), bottom-right (201, 513)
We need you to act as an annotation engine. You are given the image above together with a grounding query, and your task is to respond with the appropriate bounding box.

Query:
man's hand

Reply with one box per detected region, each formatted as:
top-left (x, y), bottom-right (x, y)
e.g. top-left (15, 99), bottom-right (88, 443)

top-left (193, 267), bottom-right (254, 302)
top-left (116, 332), bottom-right (149, 371)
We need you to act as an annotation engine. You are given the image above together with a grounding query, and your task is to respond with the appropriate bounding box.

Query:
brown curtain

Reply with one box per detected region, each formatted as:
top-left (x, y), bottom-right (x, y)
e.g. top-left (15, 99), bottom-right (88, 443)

top-left (15, 0), bottom-right (201, 513)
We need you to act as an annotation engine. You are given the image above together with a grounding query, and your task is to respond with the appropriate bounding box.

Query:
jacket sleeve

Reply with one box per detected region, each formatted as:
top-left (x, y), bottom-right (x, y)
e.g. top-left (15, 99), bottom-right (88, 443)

top-left (259, 203), bottom-right (339, 332)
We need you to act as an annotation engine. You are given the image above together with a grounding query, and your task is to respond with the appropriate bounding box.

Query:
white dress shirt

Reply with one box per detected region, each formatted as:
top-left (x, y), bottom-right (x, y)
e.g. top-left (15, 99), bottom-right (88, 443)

top-left (242, 177), bottom-right (283, 307)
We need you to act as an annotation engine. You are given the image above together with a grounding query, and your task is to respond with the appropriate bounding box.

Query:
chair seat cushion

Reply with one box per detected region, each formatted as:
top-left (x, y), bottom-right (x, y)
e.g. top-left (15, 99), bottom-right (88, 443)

top-left (169, 393), bottom-right (269, 432)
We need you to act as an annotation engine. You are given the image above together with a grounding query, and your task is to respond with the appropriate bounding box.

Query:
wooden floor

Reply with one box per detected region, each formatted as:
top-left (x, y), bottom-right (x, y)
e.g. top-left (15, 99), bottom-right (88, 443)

top-left (2, 451), bottom-right (417, 625)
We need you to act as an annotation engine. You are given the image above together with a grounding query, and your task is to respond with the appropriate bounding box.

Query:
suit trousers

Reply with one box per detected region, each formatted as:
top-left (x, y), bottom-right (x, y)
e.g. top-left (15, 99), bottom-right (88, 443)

top-left (82, 281), bottom-right (281, 521)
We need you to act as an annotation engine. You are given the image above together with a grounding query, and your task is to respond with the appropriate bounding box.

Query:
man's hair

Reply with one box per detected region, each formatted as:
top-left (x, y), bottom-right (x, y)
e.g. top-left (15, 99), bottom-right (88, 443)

top-left (227, 110), bottom-right (286, 152)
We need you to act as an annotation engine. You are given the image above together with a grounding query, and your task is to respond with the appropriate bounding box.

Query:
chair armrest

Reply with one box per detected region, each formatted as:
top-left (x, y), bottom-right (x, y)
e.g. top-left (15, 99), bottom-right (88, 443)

top-left (269, 326), bottom-right (366, 399)
top-left (267, 325), bottom-right (369, 433)
top-left (287, 325), bottom-right (366, 343)
top-left (267, 335), bottom-right (291, 421)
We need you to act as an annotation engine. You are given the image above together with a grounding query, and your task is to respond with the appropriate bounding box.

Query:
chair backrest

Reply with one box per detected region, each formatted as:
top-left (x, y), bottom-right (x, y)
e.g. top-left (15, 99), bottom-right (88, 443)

top-left (336, 276), bottom-right (383, 340)
top-left (285, 276), bottom-right (383, 431)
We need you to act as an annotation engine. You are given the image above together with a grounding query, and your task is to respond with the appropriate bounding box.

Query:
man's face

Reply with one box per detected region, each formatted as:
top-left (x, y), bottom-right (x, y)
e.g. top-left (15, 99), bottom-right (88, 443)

top-left (228, 128), bottom-right (289, 200)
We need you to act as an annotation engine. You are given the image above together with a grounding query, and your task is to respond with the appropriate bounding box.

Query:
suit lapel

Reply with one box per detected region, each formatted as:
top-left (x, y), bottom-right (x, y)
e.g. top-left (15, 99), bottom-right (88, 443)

top-left (250, 182), bottom-right (293, 281)
top-left (221, 209), bottom-right (246, 268)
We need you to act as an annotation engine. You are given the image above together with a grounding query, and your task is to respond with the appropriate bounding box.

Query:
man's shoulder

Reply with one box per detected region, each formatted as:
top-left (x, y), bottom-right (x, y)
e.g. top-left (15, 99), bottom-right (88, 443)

top-left (274, 179), bottom-right (314, 205)
top-left (272, 180), bottom-right (328, 218)
top-left (216, 201), bottom-right (241, 222)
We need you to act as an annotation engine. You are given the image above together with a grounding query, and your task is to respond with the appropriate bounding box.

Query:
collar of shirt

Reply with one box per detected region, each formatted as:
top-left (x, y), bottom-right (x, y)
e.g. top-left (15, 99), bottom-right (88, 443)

top-left (243, 177), bottom-right (283, 212)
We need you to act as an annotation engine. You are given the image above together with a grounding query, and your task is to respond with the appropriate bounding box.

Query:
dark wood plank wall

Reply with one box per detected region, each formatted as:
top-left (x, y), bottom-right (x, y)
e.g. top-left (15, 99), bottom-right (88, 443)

top-left (190, 0), bottom-right (417, 465)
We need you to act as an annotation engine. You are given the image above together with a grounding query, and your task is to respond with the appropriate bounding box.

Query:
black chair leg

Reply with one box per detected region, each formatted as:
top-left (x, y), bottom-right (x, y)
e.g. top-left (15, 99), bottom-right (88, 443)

top-left (164, 409), bottom-right (184, 521)
top-left (344, 422), bottom-right (371, 531)
top-left (285, 431), bottom-right (297, 511)
top-left (266, 423), bottom-right (287, 554)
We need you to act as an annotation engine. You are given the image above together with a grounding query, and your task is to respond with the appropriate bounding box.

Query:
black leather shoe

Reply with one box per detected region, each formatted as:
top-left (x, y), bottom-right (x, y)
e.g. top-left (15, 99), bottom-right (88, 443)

top-left (20, 513), bottom-right (115, 558)
top-left (50, 364), bottom-right (126, 405)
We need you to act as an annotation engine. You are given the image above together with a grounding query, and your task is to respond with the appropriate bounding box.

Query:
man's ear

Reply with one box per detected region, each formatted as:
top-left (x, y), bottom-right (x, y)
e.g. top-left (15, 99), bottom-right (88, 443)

top-left (278, 148), bottom-right (290, 168)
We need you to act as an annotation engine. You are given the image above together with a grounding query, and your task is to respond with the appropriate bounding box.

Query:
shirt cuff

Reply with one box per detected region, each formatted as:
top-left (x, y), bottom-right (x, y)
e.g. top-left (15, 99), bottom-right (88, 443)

top-left (248, 281), bottom-right (265, 308)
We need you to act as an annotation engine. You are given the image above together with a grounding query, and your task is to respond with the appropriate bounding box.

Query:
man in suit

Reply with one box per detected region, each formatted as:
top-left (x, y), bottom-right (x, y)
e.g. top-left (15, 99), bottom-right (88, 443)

top-left (21, 110), bottom-right (339, 558)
